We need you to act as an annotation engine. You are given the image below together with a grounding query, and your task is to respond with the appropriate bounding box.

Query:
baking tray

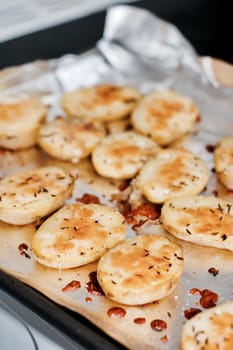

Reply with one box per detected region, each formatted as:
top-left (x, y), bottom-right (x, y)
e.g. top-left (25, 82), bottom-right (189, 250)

top-left (0, 4), bottom-right (233, 350)
top-left (0, 269), bottom-right (125, 350)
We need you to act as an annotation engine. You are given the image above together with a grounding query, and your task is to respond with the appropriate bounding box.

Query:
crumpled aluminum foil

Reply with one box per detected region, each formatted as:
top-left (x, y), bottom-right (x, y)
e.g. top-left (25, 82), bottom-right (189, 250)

top-left (0, 5), bottom-right (232, 135)
top-left (0, 5), bottom-right (233, 350)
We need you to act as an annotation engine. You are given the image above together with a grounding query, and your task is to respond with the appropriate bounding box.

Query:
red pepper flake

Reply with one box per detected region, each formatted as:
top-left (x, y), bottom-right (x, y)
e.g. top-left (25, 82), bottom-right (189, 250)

top-left (160, 335), bottom-right (168, 343)
top-left (208, 267), bottom-right (219, 277)
top-left (133, 317), bottom-right (146, 325)
top-left (189, 288), bottom-right (201, 295)
top-left (107, 307), bottom-right (126, 318)
top-left (75, 193), bottom-right (100, 204)
top-left (85, 297), bottom-right (92, 303)
top-left (212, 190), bottom-right (218, 197)
top-left (62, 280), bottom-right (81, 292)
top-left (58, 277), bottom-right (63, 281)
top-left (196, 115), bottom-right (201, 123)
top-left (184, 308), bottom-right (202, 319)
top-left (200, 289), bottom-right (218, 308)
top-left (150, 319), bottom-right (167, 332)
top-left (205, 144), bottom-right (215, 153)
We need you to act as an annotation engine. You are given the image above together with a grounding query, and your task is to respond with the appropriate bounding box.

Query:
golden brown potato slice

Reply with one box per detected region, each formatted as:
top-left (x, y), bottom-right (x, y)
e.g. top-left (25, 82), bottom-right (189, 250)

top-left (0, 99), bottom-right (47, 150)
top-left (38, 117), bottom-right (105, 163)
top-left (92, 131), bottom-right (159, 179)
top-left (138, 149), bottom-right (209, 203)
top-left (161, 195), bottom-right (233, 250)
top-left (97, 235), bottom-right (183, 305)
top-left (214, 136), bottom-right (233, 190)
top-left (180, 301), bottom-right (233, 350)
top-left (131, 90), bottom-right (199, 145)
top-left (32, 203), bottom-right (126, 269)
top-left (0, 166), bottom-right (75, 225)
top-left (62, 84), bottom-right (141, 122)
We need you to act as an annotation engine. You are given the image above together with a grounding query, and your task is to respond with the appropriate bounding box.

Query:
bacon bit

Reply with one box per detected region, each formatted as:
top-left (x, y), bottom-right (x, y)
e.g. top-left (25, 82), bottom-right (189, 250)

top-left (75, 193), bottom-right (100, 204)
top-left (205, 144), bottom-right (215, 153)
top-left (133, 317), bottom-right (146, 324)
top-left (196, 115), bottom-right (201, 123)
top-left (150, 319), bottom-right (167, 332)
top-left (122, 203), bottom-right (159, 226)
top-left (85, 297), bottom-right (92, 303)
top-left (132, 203), bottom-right (159, 220)
top-left (189, 288), bottom-right (201, 295)
top-left (184, 308), bottom-right (202, 320)
top-left (107, 307), bottom-right (126, 318)
top-left (18, 243), bottom-right (28, 252)
top-left (208, 267), bottom-right (219, 277)
top-left (86, 271), bottom-right (104, 296)
top-left (62, 280), bottom-right (81, 292)
top-left (212, 190), bottom-right (218, 197)
top-left (121, 206), bottom-right (137, 225)
top-left (200, 289), bottom-right (218, 308)
top-left (160, 335), bottom-right (168, 343)
top-left (18, 243), bottom-right (31, 259)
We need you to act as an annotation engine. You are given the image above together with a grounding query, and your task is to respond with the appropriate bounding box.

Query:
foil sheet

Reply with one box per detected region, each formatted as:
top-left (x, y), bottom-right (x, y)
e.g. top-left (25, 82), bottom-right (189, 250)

top-left (0, 5), bottom-right (233, 350)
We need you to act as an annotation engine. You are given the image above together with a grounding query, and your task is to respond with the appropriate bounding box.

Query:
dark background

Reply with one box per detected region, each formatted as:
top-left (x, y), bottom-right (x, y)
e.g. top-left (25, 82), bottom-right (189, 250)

top-left (0, 0), bottom-right (232, 69)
